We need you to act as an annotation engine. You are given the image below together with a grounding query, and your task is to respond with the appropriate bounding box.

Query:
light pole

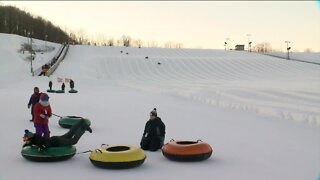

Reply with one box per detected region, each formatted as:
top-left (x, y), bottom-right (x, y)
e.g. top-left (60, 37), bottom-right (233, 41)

top-left (285, 41), bottom-right (291, 60)
top-left (246, 34), bottom-right (251, 52)
top-left (45, 35), bottom-right (48, 51)
top-left (226, 38), bottom-right (230, 50)
top-left (28, 32), bottom-right (34, 76)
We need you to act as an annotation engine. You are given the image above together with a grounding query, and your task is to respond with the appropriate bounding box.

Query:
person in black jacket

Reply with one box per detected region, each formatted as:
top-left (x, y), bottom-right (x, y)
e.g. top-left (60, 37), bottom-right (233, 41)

top-left (61, 83), bottom-right (65, 91)
top-left (70, 79), bottom-right (74, 90)
top-left (48, 81), bottom-right (53, 90)
top-left (140, 108), bottom-right (166, 151)
top-left (23, 119), bottom-right (92, 149)
top-left (27, 87), bottom-right (41, 122)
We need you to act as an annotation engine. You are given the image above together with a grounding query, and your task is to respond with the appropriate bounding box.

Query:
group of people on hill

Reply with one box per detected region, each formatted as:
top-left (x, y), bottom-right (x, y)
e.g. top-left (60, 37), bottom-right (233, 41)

top-left (25, 87), bottom-right (166, 151)
top-left (48, 79), bottom-right (74, 91)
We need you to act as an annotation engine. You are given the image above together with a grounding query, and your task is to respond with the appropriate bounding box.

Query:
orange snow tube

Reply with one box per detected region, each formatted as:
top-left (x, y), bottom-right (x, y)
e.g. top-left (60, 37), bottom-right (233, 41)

top-left (162, 139), bottom-right (213, 161)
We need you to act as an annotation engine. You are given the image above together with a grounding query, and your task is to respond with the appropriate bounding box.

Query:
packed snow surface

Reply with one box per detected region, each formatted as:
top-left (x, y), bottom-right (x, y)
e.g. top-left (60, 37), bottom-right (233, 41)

top-left (0, 33), bottom-right (319, 180)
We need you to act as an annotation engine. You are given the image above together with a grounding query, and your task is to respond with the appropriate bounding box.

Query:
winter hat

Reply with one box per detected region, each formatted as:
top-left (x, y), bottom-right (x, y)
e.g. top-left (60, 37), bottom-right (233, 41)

top-left (39, 93), bottom-right (50, 106)
top-left (23, 129), bottom-right (34, 142)
top-left (40, 93), bottom-right (49, 101)
top-left (34, 87), bottom-right (39, 93)
top-left (150, 108), bottom-right (157, 117)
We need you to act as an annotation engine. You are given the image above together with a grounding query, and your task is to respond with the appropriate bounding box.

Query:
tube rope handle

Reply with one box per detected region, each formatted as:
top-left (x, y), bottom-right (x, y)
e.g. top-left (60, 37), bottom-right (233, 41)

top-left (76, 150), bottom-right (92, 154)
top-left (101, 144), bottom-right (109, 149)
top-left (52, 113), bottom-right (63, 118)
top-left (197, 139), bottom-right (202, 142)
top-left (95, 149), bottom-right (102, 153)
top-left (170, 139), bottom-right (175, 142)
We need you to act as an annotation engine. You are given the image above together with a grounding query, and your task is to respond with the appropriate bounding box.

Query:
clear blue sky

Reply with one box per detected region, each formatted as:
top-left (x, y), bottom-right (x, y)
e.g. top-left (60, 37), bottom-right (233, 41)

top-left (2, 1), bottom-right (320, 52)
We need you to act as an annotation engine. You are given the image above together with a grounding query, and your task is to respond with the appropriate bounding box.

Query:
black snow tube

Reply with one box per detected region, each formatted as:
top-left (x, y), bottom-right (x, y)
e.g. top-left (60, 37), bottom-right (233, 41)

top-left (46, 89), bottom-right (56, 93)
top-left (68, 89), bottom-right (78, 93)
top-left (55, 90), bottom-right (65, 93)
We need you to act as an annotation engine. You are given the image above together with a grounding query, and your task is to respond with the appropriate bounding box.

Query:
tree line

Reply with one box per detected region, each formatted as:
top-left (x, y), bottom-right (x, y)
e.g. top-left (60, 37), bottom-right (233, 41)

top-left (0, 5), bottom-right (75, 44)
top-left (0, 5), bottom-right (184, 49)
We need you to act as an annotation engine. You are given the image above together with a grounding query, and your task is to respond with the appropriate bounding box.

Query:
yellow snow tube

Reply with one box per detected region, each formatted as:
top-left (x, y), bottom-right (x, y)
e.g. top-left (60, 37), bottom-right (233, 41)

top-left (89, 144), bottom-right (146, 169)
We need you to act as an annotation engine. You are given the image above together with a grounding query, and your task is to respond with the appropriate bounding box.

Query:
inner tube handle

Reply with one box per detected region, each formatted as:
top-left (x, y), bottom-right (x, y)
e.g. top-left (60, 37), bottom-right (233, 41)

top-left (170, 139), bottom-right (175, 142)
top-left (101, 144), bottom-right (109, 148)
top-left (197, 139), bottom-right (202, 142)
top-left (95, 149), bottom-right (102, 154)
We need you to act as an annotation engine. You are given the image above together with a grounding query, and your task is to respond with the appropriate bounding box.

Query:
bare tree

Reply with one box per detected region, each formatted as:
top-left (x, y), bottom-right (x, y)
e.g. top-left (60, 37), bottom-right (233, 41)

top-left (164, 41), bottom-right (183, 48)
top-left (164, 41), bottom-right (173, 48)
top-left (147, 40), bottom-right (158, 48)
top-left (132, 39), bottom-right (143, 48)
top-left (121, 35), bottom-right (132, 47)
top-left (76, 28), bottom-right (89, 45)
top-left (253, 42), bottom-right (272, 53)
top-left (116, 39), bottom-right (121, 46)
top-left (304, 48), bottom-right (313, 53)
top-left (107, 37), bottom-right (114, 46)
top-left (94, 33), bottom-right (107, 46)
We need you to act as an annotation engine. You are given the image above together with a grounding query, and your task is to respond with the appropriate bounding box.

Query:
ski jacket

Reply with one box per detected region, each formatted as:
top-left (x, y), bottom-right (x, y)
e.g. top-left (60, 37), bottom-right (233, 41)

top-left (33, 102), bottom-right (52, 124)
top-left (143, 117), bottom-right (166, 138)
top-left (28, 93), bottom-right (40, 107)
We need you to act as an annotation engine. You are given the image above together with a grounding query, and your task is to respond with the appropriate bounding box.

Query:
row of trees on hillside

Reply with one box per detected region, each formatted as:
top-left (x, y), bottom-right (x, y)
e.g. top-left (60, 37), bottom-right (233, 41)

top-left (68, 31), bottom-right (184, 48)
top-left (0, 5), bottom-right (185, 48)
top-left (0, 5), bottom-right (75, 43)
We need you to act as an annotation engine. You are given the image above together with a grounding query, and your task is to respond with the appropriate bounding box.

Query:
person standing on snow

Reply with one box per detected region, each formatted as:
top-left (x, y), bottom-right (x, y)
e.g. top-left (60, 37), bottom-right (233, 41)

top-left (69, 79), bottom-right (74, 90)
top-left (33, 93), bottom-right (52, 139)
top-left (48, 81), bottom-right (53, 90)
top-left (27, 87), bottom-right (41, 122)
top-left (61, 83), bottom-right (65, 91)
top-left (140, 108), bottom-right (166, 151)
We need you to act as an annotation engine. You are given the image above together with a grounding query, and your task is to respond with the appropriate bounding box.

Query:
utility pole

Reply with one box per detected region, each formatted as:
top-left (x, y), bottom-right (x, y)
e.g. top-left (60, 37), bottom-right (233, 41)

top-left (246, 34), bottom-right (251, 52)
top-left (226, 38), bottom-right (230, 50)
top-left (28, 32), bottom-right (34, 76)
top-left (45, 35), bottom-right (48, 51)
top-left (285, 41), bottom-right (291, 60)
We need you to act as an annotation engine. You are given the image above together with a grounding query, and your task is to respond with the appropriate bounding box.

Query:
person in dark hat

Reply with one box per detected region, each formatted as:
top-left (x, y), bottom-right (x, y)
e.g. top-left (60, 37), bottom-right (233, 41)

top-left (27, 87), bottom-right (41, 122)
top-left (49, 81), bottom-right (53, 90)
top-left (23, 118), bottom-right (92, 149)
top-left (140, 108), bottom-right (166, 151)
top-left (61, 83), bottom-right (65, 91)
top-left (69, 79), bottom-right (74, 90)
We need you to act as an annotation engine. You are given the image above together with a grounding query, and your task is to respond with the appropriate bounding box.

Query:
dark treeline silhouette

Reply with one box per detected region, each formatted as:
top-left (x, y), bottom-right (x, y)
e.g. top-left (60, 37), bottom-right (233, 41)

top-left (0, 5), bottom-right (184, 48)
top-left (0, 5), bottom-right (76, 44)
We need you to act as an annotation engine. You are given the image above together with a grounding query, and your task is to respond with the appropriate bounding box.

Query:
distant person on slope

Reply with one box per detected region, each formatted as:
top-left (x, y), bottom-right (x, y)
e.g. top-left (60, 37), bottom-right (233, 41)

top-left (23, 118), bottom-right (92, 149)
top-left (61, 83), bottom-right (65, 91)
top-left (27, 87), bottom-right (41, 122)
top-left (140, 108), bottom-right (166, 151)
top-left (69, 79), bottom-right (74, 90)
top-left (48, 81), bottom-right (53, 90)
top-left (33, 93), bottom-right (52, 139)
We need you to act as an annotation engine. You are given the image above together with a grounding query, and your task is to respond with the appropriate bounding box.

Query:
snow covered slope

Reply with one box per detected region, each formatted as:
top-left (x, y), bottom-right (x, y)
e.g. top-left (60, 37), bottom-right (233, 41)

top-left (54, 45), bottom-right (320, 125)
top-left (0, 34), bottom-right (319, 180)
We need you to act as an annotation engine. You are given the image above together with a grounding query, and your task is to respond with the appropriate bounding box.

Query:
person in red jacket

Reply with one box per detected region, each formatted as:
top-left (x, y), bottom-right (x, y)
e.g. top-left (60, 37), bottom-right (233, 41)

top-left (33, 93), bottom-right (52, 139)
